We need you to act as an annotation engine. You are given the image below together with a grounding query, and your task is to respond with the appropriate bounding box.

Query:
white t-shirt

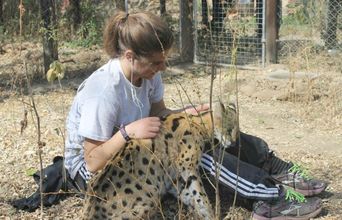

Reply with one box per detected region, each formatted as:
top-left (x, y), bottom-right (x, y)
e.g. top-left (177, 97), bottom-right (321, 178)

top-left (64, 59), bottom-right (164, 180)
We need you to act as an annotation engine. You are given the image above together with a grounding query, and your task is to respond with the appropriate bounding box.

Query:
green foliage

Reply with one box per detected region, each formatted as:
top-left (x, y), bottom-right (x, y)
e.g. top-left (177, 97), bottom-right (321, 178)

top-left (282, 0), bottom-right (322, 26)
top-left (46, 61), bottom-right (65, 83)
top-left (25, 167), bottom-right (37, 176)
top-left (62, 1), bottom-right (103, 48)
top-left (2, 0), bottom-right (103, 47)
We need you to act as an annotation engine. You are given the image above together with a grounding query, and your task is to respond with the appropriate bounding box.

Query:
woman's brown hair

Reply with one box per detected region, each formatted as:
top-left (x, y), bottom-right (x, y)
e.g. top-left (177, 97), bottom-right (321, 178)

top-left (103, 11), bottom-right (174, 58)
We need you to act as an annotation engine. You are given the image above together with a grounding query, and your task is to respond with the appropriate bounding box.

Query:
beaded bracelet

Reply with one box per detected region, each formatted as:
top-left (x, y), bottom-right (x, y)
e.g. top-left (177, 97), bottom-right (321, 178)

top-left (119, 124), bottom-right (131, 142)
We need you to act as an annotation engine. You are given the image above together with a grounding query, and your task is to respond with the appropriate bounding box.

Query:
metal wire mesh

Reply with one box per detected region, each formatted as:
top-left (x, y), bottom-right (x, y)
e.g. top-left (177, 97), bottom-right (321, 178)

top-left (278, 0), bottom-right (341, 60)
top-left (193, 0), bottom-right (264, 66)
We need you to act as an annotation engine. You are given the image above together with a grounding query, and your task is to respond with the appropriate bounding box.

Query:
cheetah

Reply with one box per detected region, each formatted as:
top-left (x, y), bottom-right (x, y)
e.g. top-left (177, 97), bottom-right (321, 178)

top-left (82, 102), bottom-right (238, 220)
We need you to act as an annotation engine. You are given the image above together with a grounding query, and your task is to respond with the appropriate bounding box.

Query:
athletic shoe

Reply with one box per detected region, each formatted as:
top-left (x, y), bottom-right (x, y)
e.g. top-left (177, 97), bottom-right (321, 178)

top-left (252, 187), bottom-right (322, 220)
top-left (272, 164), bottom-right (327, 196)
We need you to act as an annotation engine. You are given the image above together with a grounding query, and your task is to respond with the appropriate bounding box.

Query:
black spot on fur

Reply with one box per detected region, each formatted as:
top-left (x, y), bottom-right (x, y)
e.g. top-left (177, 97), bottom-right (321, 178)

top-left (136, 145), bottom-right (140, 152)
top-left (146, 179), bottom-right (152, 185)
top-left (136, 197), bottom-right (143, 201)
top-left (149, 167), bottom-right (155, 175)
top-left (192, 190), bottom-right (197, 195)
top-left (187, 144), bottom-right (192, 149)
top-left (135, 184), bottom-right (142, 190)
top-left (146, 192), bottom-right (153, 198)
top-left (95, 206), bottom-right (100, 211)
top-left (124, 188), bottom-right (133, 194)
top-left (122, 200), bottom-right (127, 207)
top-left (101, 183), bottom-right (110, 192)
top-left (160, 116), bottom-right (167, 121)
top-left (165, 143), bottom-right (169, 155)
top-left (165, 133), bottom-right (173, 139)
top-left (117, 161), bottom-right (123, 168)
top-left (142, 157), bottom-right (149, 165)
top-left (184, 130), bottom-right (192, 135)
top-left (111, 203), bottom-right (117, 209)
top-left (171, 118), bottom-right (180, 131)
top-left (178, 176), bottom-right (186, 187)
top-left (116, 182), bottom-right (122, 188)
top-left (97, 171), bottom-right (106, 184)
top-left (182, 138), bottom-right (187, 144)
top-left (125, 178), bottom-right (131, 184)
top-left (186, 175), bottom-right (198, 188)
top-left (118, 171), bottom-right (125, 178)
top-left (111, 169), bottom-right (117, 176)
top-left (151, 142), bottom-right (155, 152)
top-left (125, 154), bottom-right (130, 161)
top-left (138, 170), bottom-right (145, 176)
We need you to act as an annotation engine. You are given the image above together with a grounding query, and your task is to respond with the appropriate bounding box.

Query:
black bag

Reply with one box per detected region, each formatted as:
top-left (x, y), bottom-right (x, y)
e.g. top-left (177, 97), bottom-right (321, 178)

top-left (228, 131), bottom-right (292, 175)
top-left (11, 156), bottom-right (86, 212)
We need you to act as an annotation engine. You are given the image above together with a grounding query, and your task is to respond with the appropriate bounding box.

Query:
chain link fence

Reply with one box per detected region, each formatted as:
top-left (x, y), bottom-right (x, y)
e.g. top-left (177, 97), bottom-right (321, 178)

top-left (193, 0), bottom-right (265, 67)
top-left (193, 0), bottom-right (341, 67)
top-left (278, 0), bottom-right (341, 61)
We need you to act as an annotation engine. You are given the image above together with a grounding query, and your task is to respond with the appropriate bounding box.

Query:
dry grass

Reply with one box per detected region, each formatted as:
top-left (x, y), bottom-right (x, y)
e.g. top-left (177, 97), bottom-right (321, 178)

top-left (0, 42), bottom-right (341, 219)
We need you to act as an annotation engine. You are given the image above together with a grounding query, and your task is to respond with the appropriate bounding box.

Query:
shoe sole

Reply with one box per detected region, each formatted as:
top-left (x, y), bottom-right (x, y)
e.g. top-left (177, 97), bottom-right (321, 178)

top-left (294, 187), bottom-right (326, 197)
top-left (252, 206), bottom-right (322, 220)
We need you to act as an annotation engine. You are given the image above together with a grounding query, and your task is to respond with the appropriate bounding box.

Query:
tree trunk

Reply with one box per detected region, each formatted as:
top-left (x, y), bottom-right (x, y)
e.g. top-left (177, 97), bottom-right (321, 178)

top-left (40, 0), bottom-right (58, 73)
top-left (160, 0), bottom-right (166, 15)
top-left (69, 0), bottom-right (81, 32)
top-left (179, 0), bottom-right (194, 62)
top-left (0, 0), bottom-right (3, 25)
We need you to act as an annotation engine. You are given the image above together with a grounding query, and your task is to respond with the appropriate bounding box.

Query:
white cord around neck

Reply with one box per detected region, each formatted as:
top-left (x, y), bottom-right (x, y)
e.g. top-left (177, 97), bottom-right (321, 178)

top-left (130, 61), bottom-right (143, 119)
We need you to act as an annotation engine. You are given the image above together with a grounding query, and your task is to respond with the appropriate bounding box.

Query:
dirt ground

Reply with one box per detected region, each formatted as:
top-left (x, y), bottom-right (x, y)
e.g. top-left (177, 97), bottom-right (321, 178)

top-left (0, 42), bottom-right (341, 219)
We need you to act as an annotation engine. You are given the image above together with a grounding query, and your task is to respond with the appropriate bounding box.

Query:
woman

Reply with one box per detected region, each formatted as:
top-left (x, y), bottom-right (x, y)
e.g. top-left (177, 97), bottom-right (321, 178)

top-left (13, 11), bottom-right (324, 220)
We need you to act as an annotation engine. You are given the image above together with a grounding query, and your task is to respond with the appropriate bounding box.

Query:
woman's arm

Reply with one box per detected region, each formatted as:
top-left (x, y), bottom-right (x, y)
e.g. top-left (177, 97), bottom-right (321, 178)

top-left (84, 117), bottom-right (162, 173)
top-left (84, 131), bottom-right (127, 173)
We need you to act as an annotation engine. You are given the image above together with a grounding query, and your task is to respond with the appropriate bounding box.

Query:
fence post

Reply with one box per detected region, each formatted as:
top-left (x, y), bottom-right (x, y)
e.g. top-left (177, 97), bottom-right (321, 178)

top-left (265, 0), bottom-right (277, 64)
top-left (179, 0), bottom-right (194, 63)
top-left (40, 0), bottom-right (59, 73)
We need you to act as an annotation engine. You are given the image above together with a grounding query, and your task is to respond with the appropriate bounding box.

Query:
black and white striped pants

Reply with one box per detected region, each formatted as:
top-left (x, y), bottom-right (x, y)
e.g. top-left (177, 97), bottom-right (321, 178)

top-left (200, 151), bottom-right (279, 200)
top-left (199, 132), bottom-right (292, 201)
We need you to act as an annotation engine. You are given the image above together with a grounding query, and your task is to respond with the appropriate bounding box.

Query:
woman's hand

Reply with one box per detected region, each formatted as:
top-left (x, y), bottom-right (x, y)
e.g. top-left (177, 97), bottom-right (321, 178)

top-left (184, 103), bottom-right (210, 115)
top-left (125, 117), bottom-right (161, 139)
